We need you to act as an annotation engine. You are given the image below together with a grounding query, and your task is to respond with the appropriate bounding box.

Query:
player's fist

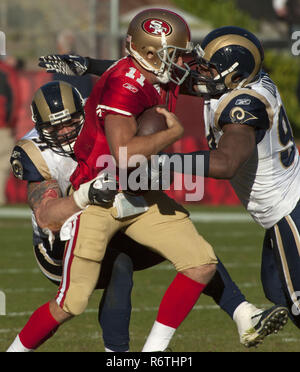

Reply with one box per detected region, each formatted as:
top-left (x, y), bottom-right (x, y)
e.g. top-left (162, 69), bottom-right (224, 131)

top-left (39, 54), bottom-right (89, 76)
top-left (156, 107), bottom-right (184, 140)
top-left (73, 173), bottom-right (118, 209)
top-left (88, 175), bottom-right (118, 206)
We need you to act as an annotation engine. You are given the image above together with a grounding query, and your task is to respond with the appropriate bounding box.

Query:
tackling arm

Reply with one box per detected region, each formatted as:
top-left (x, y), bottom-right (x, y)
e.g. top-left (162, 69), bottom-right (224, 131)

top-left (28, 174), bottom-right (119, 231)
top-left (161, 123), bottom-right (256, 179)
top-left (208, 123), bottom-right (256, 179)
top-left (27, 180), bottom-right (80, 232)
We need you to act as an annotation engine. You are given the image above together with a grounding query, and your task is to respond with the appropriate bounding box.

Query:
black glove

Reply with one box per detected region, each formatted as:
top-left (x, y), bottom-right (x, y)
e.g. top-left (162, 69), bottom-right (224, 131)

top-left (73, 173), bottom-right (118, 209)
top-left (88, 174), bottom-right (118, 206)
top-left (38, 54), bottom-right (89, 76)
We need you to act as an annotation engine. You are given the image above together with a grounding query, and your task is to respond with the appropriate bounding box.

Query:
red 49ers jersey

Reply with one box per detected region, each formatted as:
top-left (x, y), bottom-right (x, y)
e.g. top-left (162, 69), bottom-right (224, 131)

top-left (71, 56), bottom-right (179, 189)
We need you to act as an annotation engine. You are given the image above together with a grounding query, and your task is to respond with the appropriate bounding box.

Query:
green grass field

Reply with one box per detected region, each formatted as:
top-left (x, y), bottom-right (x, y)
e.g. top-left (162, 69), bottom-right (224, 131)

top-left (0, 205), bottom-right (299, 352)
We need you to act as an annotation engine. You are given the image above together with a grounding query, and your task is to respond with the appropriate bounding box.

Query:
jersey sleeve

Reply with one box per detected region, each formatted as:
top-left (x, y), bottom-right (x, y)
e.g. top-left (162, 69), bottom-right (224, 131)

top-left (10, 140), bottom-right (51, 182)
top-left (100, 75), bottom-right (150, 117)
top-left (215, 91), bottom-right (271, 130)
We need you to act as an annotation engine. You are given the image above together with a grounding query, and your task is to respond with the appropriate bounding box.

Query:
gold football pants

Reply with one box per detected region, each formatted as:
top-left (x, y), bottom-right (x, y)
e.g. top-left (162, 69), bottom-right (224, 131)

top-left (56, 191), bottom-right (217, 315)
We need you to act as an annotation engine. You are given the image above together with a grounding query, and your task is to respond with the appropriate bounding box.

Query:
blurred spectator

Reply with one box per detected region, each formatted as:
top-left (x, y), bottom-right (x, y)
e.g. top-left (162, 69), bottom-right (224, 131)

top-left (0, 57), bottom-right (20, 205)
top-left (53, 29), bottom-right (93, 99)
top-left (273, 0), bottom-right (300, 36)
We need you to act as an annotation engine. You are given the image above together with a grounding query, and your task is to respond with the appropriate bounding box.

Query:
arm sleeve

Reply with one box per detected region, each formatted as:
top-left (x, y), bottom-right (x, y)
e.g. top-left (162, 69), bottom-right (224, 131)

top-left (160, 151), bottom-right (210, 177)
top-left (86, 58), bottom-right (116, 76)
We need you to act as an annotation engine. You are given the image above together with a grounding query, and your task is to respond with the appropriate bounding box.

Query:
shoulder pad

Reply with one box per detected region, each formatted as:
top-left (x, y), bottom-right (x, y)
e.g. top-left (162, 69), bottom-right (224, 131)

top-left (215, 89), bottom-right (273, 130)
top-left (10, 140), bottom-right (51, 181)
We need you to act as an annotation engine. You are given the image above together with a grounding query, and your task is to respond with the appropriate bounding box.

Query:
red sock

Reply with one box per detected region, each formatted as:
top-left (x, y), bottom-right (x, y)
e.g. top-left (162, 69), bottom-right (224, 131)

top-left (156, 273), bottom-right (206, 329)
top-left (19, 302), bottom-right (60, 350)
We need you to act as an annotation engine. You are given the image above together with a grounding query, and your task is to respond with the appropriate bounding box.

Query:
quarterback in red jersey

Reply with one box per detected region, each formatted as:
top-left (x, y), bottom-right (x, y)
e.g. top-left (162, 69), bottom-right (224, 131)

top-left (7, 9), bottom-right (218, 353)
top-left (71, 25), bottom-right (188, 188)
top-left (70, 56), bottom-right (179, 188)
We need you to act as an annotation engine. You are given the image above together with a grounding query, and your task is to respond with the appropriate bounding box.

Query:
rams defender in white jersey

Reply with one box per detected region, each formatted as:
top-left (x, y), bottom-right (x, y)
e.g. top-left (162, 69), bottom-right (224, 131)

top-left (10, 81), bottom-right (82, 283)
top-left (162, 25), bottom-right (300, 329)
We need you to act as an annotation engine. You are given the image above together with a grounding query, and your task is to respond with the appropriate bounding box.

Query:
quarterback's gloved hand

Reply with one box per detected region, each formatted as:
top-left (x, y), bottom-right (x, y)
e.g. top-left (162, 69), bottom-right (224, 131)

top-left (38, 54), bottom-right (89, 76)
top-left (73, 173), bottom-right (118, 209)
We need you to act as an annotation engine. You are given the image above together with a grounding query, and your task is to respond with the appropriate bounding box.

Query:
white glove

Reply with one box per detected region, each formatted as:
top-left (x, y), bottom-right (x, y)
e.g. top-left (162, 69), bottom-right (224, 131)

top-left (38, 54), bottom-right (89, 76)
top-left (73, 173), bottom-right (118, 209)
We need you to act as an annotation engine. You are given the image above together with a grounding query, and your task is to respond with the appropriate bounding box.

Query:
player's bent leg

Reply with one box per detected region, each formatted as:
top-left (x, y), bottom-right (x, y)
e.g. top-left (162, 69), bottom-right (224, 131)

top-left (264, 213), bottom-right (300, 328)
top-left (125, 192), bottom-right (217, 351)
top-left (204, 257), bottom-right (247, 317)
top-left (204, 257), bottom-right (288, 348)
top-left (56, 255), bottom-right (102, 316)
top-left (57, 205), bottom-right (122, 315)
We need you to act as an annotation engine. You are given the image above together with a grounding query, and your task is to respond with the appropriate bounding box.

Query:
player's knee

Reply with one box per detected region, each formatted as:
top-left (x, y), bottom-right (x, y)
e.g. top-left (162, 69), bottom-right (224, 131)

top-left (59, 284), bottom-right (94, 316)
top-left (181, 263), bottom-right (217, 285)
top-left (63, 294), bottom-right (89, 316)
top-left (49, 299), bottom-right (73, 323)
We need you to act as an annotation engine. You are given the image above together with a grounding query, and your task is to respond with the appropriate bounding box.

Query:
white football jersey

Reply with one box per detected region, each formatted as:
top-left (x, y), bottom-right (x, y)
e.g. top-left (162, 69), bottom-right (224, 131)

top-left (204, 72), bottom-right (300, 228)
top-left (10, 128), bottom-right (77, 243)
top-left (11, 128), bottom-right (77, 195)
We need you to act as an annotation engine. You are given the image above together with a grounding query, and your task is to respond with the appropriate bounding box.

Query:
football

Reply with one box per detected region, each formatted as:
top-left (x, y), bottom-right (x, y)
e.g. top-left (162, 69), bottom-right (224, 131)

top-left (136, 105), bottom-right (168, 136)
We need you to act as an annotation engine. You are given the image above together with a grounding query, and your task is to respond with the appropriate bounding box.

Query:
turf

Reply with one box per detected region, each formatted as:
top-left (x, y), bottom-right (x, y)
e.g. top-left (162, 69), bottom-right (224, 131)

top-left (0, 205), bottom-right (299, 352)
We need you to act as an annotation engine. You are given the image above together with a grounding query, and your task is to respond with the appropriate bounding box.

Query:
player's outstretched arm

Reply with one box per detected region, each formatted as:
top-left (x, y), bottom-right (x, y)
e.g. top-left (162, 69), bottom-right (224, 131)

top-left (208, 123), bottom-right (256, 179)
top-left (160, 123), bottom-right (256, 179)
top-left (28, 174), bottom-right (118, 232)
top-left (38, 55), bottom-right (115, 76)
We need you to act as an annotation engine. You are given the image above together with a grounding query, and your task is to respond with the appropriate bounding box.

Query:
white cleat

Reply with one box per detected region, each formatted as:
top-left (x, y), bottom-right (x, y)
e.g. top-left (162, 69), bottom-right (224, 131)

top-left (234, 302), bottom-right (289, 348)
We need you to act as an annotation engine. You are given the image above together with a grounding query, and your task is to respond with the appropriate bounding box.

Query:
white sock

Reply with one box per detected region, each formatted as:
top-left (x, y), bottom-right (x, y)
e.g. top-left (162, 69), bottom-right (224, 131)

top-left (142, 321), bottom-right (176, 352)
top-left (6, 335), bottom-right (33, 352)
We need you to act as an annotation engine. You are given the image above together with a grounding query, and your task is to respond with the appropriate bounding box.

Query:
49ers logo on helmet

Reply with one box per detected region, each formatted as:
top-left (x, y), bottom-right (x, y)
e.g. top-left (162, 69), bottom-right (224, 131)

top-left (142, 19), bottom-right (172, 36)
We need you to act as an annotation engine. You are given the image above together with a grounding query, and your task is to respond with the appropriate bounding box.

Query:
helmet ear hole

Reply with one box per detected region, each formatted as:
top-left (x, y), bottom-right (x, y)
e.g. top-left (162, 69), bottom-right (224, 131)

top-left (232, 72), bottom-right (244, 83)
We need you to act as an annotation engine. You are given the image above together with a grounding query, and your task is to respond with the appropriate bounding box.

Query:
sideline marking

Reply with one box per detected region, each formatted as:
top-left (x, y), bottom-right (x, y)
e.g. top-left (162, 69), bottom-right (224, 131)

top-left (0, 207), bottom-right (253, 222)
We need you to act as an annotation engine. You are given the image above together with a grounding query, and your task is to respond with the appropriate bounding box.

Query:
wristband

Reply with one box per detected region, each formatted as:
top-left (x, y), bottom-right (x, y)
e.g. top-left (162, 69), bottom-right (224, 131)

top-left (194, 150), bottom-right (210, 177)
top-left (86, 58), bottom-right (115, 76)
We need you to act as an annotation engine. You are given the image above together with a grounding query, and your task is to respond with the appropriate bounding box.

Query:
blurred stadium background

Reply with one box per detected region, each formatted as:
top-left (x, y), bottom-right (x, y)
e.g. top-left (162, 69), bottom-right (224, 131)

top-left (1, 0), bottom-right (300, 352)
top-left (1, 0), bottom-right (299, 205)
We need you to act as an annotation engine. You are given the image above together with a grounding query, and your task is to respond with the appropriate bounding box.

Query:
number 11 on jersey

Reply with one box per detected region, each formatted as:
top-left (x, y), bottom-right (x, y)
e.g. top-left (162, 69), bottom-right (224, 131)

top-left (125, 67), bottom-right (146, 87)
